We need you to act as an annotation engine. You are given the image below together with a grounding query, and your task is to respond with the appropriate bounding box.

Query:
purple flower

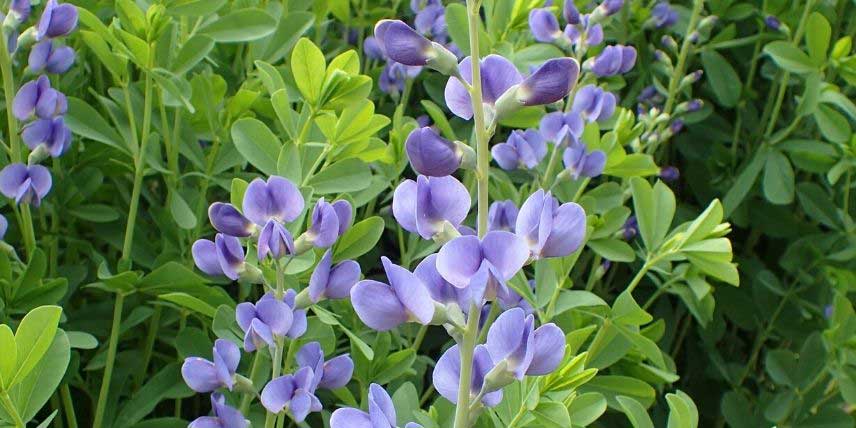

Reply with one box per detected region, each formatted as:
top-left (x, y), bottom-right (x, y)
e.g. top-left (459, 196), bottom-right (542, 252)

top-left (373, 20), bottom-right (436, 67)
top-left (332, 199), bottom-right (353, 236)
top-left (622, 215), bottom-right (638, 240)
top-left (208, 202), bottom-right (255, 237)
top-left (13, 75), bottom-right (66, 120)
top-left (514, 58), bottom-right (579, 107)
top-left (257, 220), bottom-right (294, 260)
top-left (363, 36), bottom-right (386, 60)
top-left (189, 393), bottom-right (248, 428)
top-left (406, 127), bottom-right (462, 176)
top-left (410, 0), bottom-right (441, 13)
top-left (433, 344), bottom-right (501, 406)
top-left (414, 253), bottom-right (472, 310)
top-left (444, 55), bottom-right (522, 120)
top-left (765, 15), bottom-right (781, 31)
top-left (283, 289), bottom-right (308, 338)
top-left (497, 280), bottom-right (535, 315)
top-left (540, 110), bottom-right (584, 144)
top-left (10, 0), bottom-right (30, 23)
top-left (488, 200), bottom-right (519, 232)
top-left (22, 117), bottom-right (71, 157)
top-left (379, 61), bottom-right (421, 94)
top-left (330, 384), bottom-right (424, 428)
top-left (296, 342), bottom-right (354, 390)
top-left (598, 0), bottom-right (624, 16)
top-left (28, 40), bottom-right (75, 74)
top-left (638, 85), bottom-right (658, 103)
top-left (564, 0), bottom-right (581, 24)
top-left (563, 141), bottom-right (606, 179)
top-left (37, 0), bottom-right (78, 40)
top-left (304, 198), bottom-right (341, 248)
top-left (350, 257), bottom-right (435, 331)
top-left (529, 9), bottom-right (562, 43)
top-left (181, 339), bottom-right (241, 393)
top-left (670, 119), bottom-right (685, 134)
top-left (590, 45), bottom-right (636, 76)
top-left (261, 366), bottom-right (322, 423)
top-left (491, 129), bottom-right (547, 170)
top-left (684, 99), bottom-right (703, 112)
top-left (308, 249), bottom-right (361, 303)
top-left (651, 2), bottom-right (678, 28)
top-left (0, 163), bottom-right (51, 206)
top-left (415, 4), bottom-right (448, 43)
top-left (192, 235), bottom-right (246, 280)
top-left (571, 85), bottom-right (617, 123)
top-left (659, 166), bottom-right (680, 182)
top-left (436, 231), bottom-right (529, 303)
top-left (392, 175), bottom-right (471, 240)
top-left (242, 176), bottom-right (304, 226)
top-left (565, 15), bottom-right (604, 47)
top-left (235, 294), bottom-right (294, 352)
top-left (516, 189), bottom-right (586, 259)
top-left (485, 308), bottom-right (564, 381)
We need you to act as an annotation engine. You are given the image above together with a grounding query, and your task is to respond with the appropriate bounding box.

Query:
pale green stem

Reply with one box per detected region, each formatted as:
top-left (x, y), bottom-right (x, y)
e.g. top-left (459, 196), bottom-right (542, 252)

top-left (240, 351), bottom-right (264, 413)
top-left (0, 390), bottom-right (24, 427)
top-left (92, 293), bottom-right (125, 428)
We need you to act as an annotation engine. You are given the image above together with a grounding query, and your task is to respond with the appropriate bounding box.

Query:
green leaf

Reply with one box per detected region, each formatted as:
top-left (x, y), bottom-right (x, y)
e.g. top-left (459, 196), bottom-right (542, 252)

top-left (629, 178), bottom-right (675, 252)
top-left (13, 330), bottom-right (70, 422)
top-left (806, 12), bottom-right (831, 64)
top-left (65, 97), bottom-right (129, 154)
top-left (334, 216), bottom-right (385, 262)
top-left (587, 239), bottom-right (635, 262)
top-left (114, 364), bottom-right (187, 426)
top-left (581, 376), bottom-right (656, 409)
top-left (569, 392), bottom-right (607, 426)
top-left (604, 153), bottom-right (660, 177)
top-left (231, 118), bottom-right (282, 176)
top-left (617, 396), bottom-right (655, 428)
top-left (0, 325), bottom-right (16, 385)
top-left (420, 100), bottom-right (458, 141)
top-left (531, 400), bottom-right (571, 428)
top-left (159, 292), bottom-right (218, 318)
top-left (612, 291), bottom-right (653, 326)
top-left (168, 191), bottom-right (197, 229)
top-left (763, 41), bottom-right (816, 74)
top-left (68, 204), bottom-right (120, 223)
top-left (200, 9), bottom-right (277, 42)
top-left (291, 38), bottom-right (327, 105)
top-left (66, 331), bottom-right (98, 350)
top-left (277, 141), bottom-right (302, 184)
top-left (796, 182), bottom-right (840, 228)
top-left (171, 35), bottom-right (214, 75)
top-left (723, 146), bottom-right (767, 216)
top-left (260, 11), bottom-right (315, 63)
top-left (373, 349), bottom-right (416, 384)
top-left (444, 4), bottom-right (490, 56)
top-left (666, 391), bottom-right (699, 428)
top-left (306, 159), bottom-right (372, 194)
top-left (762, 150), bottom-right (795, 204)
top-left (814, 104), bottom-right (851, 143)
top-left (167, 0), bottom-right (227, 16)
top-left (9, 306), bottom-right (62, 387)
top-left (701, 50), bottom-right (741, 107)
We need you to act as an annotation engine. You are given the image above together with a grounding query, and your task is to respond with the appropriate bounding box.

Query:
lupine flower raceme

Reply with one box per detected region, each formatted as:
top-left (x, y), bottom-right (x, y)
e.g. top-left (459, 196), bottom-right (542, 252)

top-left (516, 189), bottom-right (587, 259)
top-left (240, 176), bottom-right (304, 260)
top-left (393, 175), bottom-right (471, 240)
top-left (351, 256), bottom-right (436, 331)
top-left (330, 383), bottom-right (423, 428)
top-left (182, 339), bottom-right (241, 393)
top-left (491, 129), bottom-right (547, 171)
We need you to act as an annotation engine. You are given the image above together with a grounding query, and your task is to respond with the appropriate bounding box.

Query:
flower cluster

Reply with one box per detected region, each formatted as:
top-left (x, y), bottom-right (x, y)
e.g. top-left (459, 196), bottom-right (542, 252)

top-left (184, 175), bottom-right (362, 425)
top-left (0, 0), bottom-right (77, 207)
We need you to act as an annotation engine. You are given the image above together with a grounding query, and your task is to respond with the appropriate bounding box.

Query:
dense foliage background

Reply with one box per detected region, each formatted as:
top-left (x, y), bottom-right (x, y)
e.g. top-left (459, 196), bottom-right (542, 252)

top-left (0, 0), bottom-right (853, 427)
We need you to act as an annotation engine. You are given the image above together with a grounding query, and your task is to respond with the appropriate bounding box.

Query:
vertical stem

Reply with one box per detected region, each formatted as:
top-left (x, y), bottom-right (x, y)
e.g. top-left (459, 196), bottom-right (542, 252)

top-left (60, 385), bottom-right (78, 428)
top-left (240, 351), bottom-right (264, 413)
top-left (454, 3), bottom-right (488, 427)
top-left (0, 33), bottom-right (36, 258)
top-left (135, 305), bottom-right (162, 388)
top-left (92, 293), bottom-right (125, 428)
top-left (661, 0), bottom-right (704, 118)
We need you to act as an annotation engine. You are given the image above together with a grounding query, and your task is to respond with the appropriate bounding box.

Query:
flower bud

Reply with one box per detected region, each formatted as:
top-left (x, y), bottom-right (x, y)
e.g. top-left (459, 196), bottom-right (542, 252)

top-left (495, 58), bottom-right (579, 118)
top-left (661, 35), bottom-right (678, 51)
top-left (405, 127), bottom-right (463, 176)
top-left (374, 19), bottom-right (458, 76)
top-left (529, 8), bottom-right (562, 43)
top-left (764, 15), bottom-right (781, 31)
top-left (588, 45), bottom-right (636, 76)
top-left (37, 0), bottom-right (78, 40)
top-left (659, 166), bottom-right (680, 182)
top-left (564, 0), bottom-right (581, 25)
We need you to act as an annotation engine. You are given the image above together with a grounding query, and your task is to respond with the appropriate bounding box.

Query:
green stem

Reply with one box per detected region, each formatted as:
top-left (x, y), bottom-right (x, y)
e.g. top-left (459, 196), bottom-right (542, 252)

top-left (135, 305), bottom-right (162, 389)
top-left (0, 389), bottom-right (24, 427)
top-left (411, 324), bottom-right (428, 351)
top-left (0, 32), bottom-right (35, 258)
top-left (240, 351), bottom-right (264, 413)
top-left (92, 293), bottom-right (125, 428)
top-left (264, 341), bottom-right (285, 428)
top-left (60, 384), bottom-right (77, 428)
top-left (454, 2), bottom-right (489, 427)
top-left (660, 0), bottom-right (704, 117)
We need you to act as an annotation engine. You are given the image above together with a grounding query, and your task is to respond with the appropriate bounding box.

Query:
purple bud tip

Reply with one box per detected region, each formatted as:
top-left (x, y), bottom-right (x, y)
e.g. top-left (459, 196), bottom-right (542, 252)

top-left (765, 15), bottom-right (781, 31)
top-left (622, 216), bottom-right (638, 241)
top-left (37, 0), bottom-right (78, 40)
top-left (651, 2), bottom-right (678, 28)
top-left (519, 57), bottom-right (579, 106)
top-left (600, 0), bottom-right (624, 16)
top-left (670, 119), bottom-right (685, 134)
top-left (405, 127), bottom-right (461, 176)
top-left (374, 19), bottom-right (433, 66)
top-left (687, 99), bottom-right (703, 112)
top-left (659, 166), bottom-right (680, 182)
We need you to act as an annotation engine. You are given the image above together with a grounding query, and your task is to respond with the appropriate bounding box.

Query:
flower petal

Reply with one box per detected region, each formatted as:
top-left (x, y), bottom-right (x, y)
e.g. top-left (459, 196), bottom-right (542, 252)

top-left (330, 408), bottom-right (372, 428)
top-left (382, 257), bottom-right (434, 325)
top-left (392, 179), bottom-right (418, 233)
top-left (444, 57), bottom-right (475, 119)
top-left (351, 280), bottom-right (408, 331)
top-left (319, 354), bottom-right (354, 389)
top-left (192, 239), bottom-right (223, 276)
top-left (541, 202), bottom-right (586, 258)
top-left (181, 357), bottom-right (219, 392)
top-left (433, 345), bottom-right (461, 403)
top-left (436, 235), bottom-right (483, 288)
top-left (518, 58), bottom-right (579, 106)
top-left (526, 323), bottom-right (565, 375)
top-left (481, 231), bottom-right (529, 280)
top-left (260, 375), bottom-right (295, 414)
